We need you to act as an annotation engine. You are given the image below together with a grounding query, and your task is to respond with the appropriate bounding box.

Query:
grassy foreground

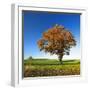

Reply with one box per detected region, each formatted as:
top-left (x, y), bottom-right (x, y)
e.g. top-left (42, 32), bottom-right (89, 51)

top-left (24, 59), bottom-right (80, 77)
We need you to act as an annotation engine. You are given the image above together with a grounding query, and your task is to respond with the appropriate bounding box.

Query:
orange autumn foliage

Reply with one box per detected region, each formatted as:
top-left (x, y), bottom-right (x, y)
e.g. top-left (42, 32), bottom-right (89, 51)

top-left (37, 24), bottom-right (76, 64)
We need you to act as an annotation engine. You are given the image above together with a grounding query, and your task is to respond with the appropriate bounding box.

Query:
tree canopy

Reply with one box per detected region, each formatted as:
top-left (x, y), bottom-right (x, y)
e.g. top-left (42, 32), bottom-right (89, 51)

top-left (37, 24), bottom-right (76, 64)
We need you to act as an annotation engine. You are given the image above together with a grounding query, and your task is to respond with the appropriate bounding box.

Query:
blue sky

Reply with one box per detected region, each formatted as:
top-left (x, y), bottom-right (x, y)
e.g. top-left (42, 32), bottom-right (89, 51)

top-left (23, 11), bottom-right (80, 59)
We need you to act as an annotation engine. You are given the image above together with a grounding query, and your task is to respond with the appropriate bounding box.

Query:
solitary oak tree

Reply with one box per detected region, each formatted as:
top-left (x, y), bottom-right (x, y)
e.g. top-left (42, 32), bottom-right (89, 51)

top-left (37, 24), bottom-right (76, 64)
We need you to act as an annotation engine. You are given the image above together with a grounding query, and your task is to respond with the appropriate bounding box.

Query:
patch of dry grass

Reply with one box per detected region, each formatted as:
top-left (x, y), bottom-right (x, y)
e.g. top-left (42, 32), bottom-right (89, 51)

top-left (24, 59), bottom-right (80, 77)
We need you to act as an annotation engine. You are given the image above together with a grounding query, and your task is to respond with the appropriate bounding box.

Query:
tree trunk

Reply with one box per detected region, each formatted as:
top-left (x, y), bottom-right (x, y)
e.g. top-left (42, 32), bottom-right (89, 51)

top-left (58, 54), bottom-right (63, 64)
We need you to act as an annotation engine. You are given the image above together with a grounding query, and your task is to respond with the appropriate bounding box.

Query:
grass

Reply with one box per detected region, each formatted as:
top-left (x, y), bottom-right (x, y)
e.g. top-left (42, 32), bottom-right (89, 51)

top-left (24, 59), bottom-right (80, 77)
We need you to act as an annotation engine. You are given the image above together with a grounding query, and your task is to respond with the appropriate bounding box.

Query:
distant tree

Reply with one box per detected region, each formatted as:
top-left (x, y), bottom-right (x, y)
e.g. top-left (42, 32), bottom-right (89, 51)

top-left (37, 24), bottom-right (76, 64)
top-left (28, 56), bottom-right (33, 60)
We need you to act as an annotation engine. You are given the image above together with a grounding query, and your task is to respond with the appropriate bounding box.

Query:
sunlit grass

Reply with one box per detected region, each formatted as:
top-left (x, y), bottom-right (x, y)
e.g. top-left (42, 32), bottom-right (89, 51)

top-left (24, 59), bottom-right (80, 77)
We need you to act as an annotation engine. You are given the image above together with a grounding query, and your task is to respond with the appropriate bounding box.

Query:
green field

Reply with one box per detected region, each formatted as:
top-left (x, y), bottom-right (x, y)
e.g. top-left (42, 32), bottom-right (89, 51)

top-left (24, 59), bottom-right (80, 77)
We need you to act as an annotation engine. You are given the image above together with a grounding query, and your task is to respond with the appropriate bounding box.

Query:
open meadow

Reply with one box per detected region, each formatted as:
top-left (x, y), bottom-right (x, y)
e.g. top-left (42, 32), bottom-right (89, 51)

top-left (24, 59), bottom-right (80, 77)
